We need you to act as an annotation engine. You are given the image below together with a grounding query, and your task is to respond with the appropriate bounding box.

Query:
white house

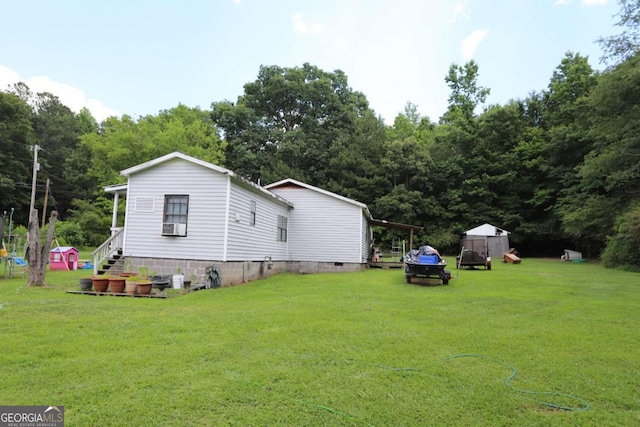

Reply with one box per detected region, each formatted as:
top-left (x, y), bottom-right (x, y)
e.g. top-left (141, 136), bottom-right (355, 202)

top-left (265, 178), bottom-right (372, 267)
top-left (98, 152), bottom-right (375, 285)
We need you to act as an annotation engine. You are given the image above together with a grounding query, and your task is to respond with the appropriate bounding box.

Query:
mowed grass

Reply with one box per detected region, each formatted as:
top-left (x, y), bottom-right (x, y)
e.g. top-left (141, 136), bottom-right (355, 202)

top-left (0, 258), bottom-right (639, 426)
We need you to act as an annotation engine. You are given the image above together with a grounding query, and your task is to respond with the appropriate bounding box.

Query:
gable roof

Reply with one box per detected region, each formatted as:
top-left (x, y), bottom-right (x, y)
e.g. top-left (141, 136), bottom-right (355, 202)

top-left (465, 223), bottom-right (510, 236)
top-left (50, 246), bottom-right (77, 253)
top-left (265, 178), bottom-right (371, 218)
top-left (118, 151), bottom-right (293, 207)
top-left (120, 151), bottom-right (232, 177)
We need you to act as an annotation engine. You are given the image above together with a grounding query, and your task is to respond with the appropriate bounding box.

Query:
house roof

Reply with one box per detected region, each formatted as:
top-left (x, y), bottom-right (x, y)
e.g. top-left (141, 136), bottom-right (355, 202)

top-left (115, 151), bottom-right (293, 207)
top-left (119, 151), bottom-right (232, 177)
top-left (50, 246), bottom-right (77, 253)
top-left (369, 218), bottom-right (423, 232)
top-left (265, 178), bottom-right (371, 218)
top-left (465, 223), bottom-right (510, 236)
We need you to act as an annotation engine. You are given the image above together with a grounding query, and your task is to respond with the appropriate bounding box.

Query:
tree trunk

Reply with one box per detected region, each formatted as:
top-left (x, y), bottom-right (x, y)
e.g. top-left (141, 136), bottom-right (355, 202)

top-left (27, 209), bottom-right (58, 286)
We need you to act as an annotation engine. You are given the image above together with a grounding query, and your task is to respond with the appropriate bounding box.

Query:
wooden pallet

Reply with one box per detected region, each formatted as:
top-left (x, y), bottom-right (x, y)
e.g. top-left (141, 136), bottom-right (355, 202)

top-left (367, 261), bottom-right (404, 269)
top-left (66, 290), bottom-right (167, 298)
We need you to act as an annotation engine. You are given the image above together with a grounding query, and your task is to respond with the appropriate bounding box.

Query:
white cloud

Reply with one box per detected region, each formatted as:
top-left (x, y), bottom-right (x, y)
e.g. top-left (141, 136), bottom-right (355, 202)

top-left (554, 0), bottom-right (571, 5)
top-left (461, 29), bottom-right (489, 60)
top-left (0, 64), bottom-right (119, 122)
top-left (292, 13), bottom-right (323, 34)
top-left (448, 1), bottom-right (470, 24)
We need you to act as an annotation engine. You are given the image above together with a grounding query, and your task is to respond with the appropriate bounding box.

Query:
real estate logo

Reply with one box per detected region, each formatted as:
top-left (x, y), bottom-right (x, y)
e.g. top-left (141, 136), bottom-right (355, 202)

top-left (0, 406), bottom-right (64, 427)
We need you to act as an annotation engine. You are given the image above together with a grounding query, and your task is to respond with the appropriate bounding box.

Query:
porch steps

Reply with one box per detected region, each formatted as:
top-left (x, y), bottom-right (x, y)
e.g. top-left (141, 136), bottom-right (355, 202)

top-left (98, 250), bottom-right (124, 275)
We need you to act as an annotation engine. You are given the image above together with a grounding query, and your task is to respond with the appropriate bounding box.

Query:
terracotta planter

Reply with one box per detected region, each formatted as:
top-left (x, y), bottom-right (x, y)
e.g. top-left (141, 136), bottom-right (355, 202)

top-left (136, 281), bottom-right (153, 295)
top-left (119, 272), bottom-right (137, 278)
top-left (92, 276), bottom-right (109, 293)
top-left (125, 282), bottom-right (138, 296)
top-left (109, 277), bottom-right (126, 294)
top-left (79, 278), bottom-right (93, 291)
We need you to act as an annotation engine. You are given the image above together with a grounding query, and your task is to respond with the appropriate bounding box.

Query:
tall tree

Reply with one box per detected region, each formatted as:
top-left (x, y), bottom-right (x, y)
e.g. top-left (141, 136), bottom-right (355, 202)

top-left (598, 0), bottom-right (640, 65)
top-left (440, 60), bottom-right (490, 126)
top-left (82, 104), bottom-right (225, 188)
top-left (0, 91), bottom-right (36, 225)
top-left (558, 51), bottom-right (640, 257)
top-left (212, 63), bottom-right (371, 186)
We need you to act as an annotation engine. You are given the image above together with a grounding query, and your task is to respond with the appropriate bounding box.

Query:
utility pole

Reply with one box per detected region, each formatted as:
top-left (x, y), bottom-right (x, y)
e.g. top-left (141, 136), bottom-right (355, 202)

top-left (41, 178), bottom-right (50, 228)
top-left (29, 145), bottom-right (41, 218)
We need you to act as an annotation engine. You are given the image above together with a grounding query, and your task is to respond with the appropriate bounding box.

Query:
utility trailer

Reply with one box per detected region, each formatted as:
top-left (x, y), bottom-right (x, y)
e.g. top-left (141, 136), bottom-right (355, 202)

top-left (457, 237), bottom-right (491, 270)
top-left (404, 245), bottom-right (451, 285)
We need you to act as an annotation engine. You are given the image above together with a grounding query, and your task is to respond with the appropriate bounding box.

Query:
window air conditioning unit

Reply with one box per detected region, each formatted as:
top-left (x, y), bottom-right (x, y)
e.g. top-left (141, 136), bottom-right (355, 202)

top-left (162, 223), bottom-right (187, 236)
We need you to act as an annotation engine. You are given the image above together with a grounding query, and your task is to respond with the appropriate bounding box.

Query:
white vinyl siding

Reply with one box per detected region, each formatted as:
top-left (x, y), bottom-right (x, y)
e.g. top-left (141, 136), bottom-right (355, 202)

top-left (361, 212), bottom-right (370, 263)
top-left (225, 183), bottom-right (289, 261)
top-left (268, 187), bottom-right (364, 263)
top-left (123, 158), bottom-right (228, 260)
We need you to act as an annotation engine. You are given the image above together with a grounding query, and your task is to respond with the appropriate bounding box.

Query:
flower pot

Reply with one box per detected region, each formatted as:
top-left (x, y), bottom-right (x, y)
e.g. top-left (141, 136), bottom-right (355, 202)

top-left (119, 272), bottom-right (137, 278)
top-left (151, 275), bottom-right (172, 291)
top-left (108, 277), bottom-right (126, 294)
top-left (125, 282), bottom-right (138, 296)
top-left (137, 281), bottom-right (153, 295)
top-left (92, 276), bottom-right (109, 293)
top-left (79, 278), bottom-right (93, 291)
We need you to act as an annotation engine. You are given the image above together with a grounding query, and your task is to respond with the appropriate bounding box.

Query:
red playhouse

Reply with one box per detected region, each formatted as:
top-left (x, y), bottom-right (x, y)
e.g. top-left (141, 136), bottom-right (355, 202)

top-left (49, 246), bottom-right (79, 271)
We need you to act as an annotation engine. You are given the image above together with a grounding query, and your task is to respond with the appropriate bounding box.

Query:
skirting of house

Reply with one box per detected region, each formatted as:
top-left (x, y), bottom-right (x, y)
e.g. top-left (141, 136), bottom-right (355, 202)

top-left (124, 257), bottom-right (365, 287)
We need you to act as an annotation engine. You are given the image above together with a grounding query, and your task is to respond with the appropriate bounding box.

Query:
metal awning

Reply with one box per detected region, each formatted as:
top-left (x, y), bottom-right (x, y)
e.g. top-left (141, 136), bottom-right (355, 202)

top-left (370, 219), bottom-right (423, 250)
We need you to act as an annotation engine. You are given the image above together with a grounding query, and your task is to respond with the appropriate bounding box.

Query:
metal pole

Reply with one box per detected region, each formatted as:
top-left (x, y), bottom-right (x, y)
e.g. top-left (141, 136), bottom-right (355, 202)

top-left (29, 145), bottom-right (41, 218)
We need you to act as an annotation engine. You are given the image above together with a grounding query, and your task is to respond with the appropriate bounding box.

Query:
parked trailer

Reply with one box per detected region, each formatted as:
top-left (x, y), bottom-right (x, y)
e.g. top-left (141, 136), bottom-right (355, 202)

top-left (404, 246), bottom-right (451, 285)
top-left (457, 237), bottom-right (491, 270)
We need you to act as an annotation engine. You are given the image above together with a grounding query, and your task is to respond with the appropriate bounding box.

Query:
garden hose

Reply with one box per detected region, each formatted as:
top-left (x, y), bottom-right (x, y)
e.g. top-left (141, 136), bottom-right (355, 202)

top-left (442, 354), bottom-right (590, 411)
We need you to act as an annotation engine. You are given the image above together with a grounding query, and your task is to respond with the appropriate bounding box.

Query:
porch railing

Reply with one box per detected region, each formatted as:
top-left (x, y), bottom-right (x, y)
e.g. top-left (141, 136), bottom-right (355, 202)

top-left (92, 228), bottom-right (124, 275)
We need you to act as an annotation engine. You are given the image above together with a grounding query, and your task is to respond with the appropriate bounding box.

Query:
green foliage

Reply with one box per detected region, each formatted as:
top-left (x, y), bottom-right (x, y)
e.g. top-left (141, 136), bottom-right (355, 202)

top-left (441, 60), bottom-right (490, 125)
top-left (82, 105), bottom-right (225, 189)
top-left (213, 63), bottom-right (372, 188)
top-left (598, 0), bottom-right (640, 64)
top-left (601, 204), bottom-right (640, 269)
top-left (0, 91), bottom-right (35, 225)
top-left (66, 198), bottom-right (112, 246)
top-left (54, 220), bottom-right (85, 247)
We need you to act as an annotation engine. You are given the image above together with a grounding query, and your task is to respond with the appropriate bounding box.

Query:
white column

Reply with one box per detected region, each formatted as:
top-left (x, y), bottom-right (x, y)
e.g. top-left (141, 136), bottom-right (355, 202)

top-left (111, 193), bottom-right (119, 236)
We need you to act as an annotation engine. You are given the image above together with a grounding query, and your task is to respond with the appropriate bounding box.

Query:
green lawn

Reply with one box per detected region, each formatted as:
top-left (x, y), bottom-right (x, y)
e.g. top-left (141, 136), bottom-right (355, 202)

top-left (0, 258), bottom-right (639, 426)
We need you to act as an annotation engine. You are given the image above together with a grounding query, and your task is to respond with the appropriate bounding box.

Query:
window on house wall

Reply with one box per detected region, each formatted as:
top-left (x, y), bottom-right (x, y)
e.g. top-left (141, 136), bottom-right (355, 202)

top-left (164, 195), bottom-right (189, 224)
top-left (277, 215), bottom-right (287, 242)
top-left (250, 200), bottom-right (256, 226)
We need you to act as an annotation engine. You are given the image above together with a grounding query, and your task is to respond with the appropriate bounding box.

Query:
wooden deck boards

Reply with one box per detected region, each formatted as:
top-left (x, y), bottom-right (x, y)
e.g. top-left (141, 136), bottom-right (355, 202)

top-left (66, 290), bottom-right (168, 298)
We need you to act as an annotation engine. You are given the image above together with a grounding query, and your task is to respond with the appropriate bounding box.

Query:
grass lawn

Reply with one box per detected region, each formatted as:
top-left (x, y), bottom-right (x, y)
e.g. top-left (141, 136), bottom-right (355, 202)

top-left (0, 258), bottom-right (639, 426)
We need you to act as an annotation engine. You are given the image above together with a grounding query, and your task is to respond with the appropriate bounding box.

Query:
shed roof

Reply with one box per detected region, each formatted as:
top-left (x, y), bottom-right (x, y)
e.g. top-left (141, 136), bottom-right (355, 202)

top-left (465, 223), bottom-right (510, 236)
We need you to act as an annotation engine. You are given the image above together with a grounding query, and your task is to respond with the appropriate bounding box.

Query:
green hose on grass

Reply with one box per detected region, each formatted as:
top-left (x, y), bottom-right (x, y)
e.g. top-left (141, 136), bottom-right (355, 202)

top-left (442, 353), bottom-right (590, 411)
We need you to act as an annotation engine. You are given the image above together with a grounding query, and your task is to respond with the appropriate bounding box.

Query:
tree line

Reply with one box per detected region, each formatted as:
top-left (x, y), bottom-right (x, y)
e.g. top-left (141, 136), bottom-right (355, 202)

top-left (2, 0), bottom-right (640, 268)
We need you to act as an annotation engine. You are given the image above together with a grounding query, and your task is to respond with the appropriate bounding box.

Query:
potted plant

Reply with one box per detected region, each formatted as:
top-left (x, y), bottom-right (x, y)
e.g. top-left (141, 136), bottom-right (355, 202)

top-left (91, 274), bottom-right (109, 293)
top-left (79, 277), bottom-right (93, 291)
top-left (125, 278), bottom-right (138, 296)
top-left (151, 273), bottom-right (172, 293)
top-left (183, 274), bottom-right (196, 291)
top-left (119, 260), bottom-right (137, 278)
top-left (128, 275), bottom-right (153, 295)
top-left (108, 274), bottom-right (127, 294)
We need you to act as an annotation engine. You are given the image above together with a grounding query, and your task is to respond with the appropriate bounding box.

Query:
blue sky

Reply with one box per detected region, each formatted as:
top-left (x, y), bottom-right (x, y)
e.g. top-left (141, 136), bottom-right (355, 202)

top-left (0, 0), bottom-right (620, 124)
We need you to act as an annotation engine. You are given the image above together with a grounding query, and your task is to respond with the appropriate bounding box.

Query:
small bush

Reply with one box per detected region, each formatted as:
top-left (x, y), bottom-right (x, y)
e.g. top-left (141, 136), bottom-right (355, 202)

top-left (601, 205), bottom-right (640, 270)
